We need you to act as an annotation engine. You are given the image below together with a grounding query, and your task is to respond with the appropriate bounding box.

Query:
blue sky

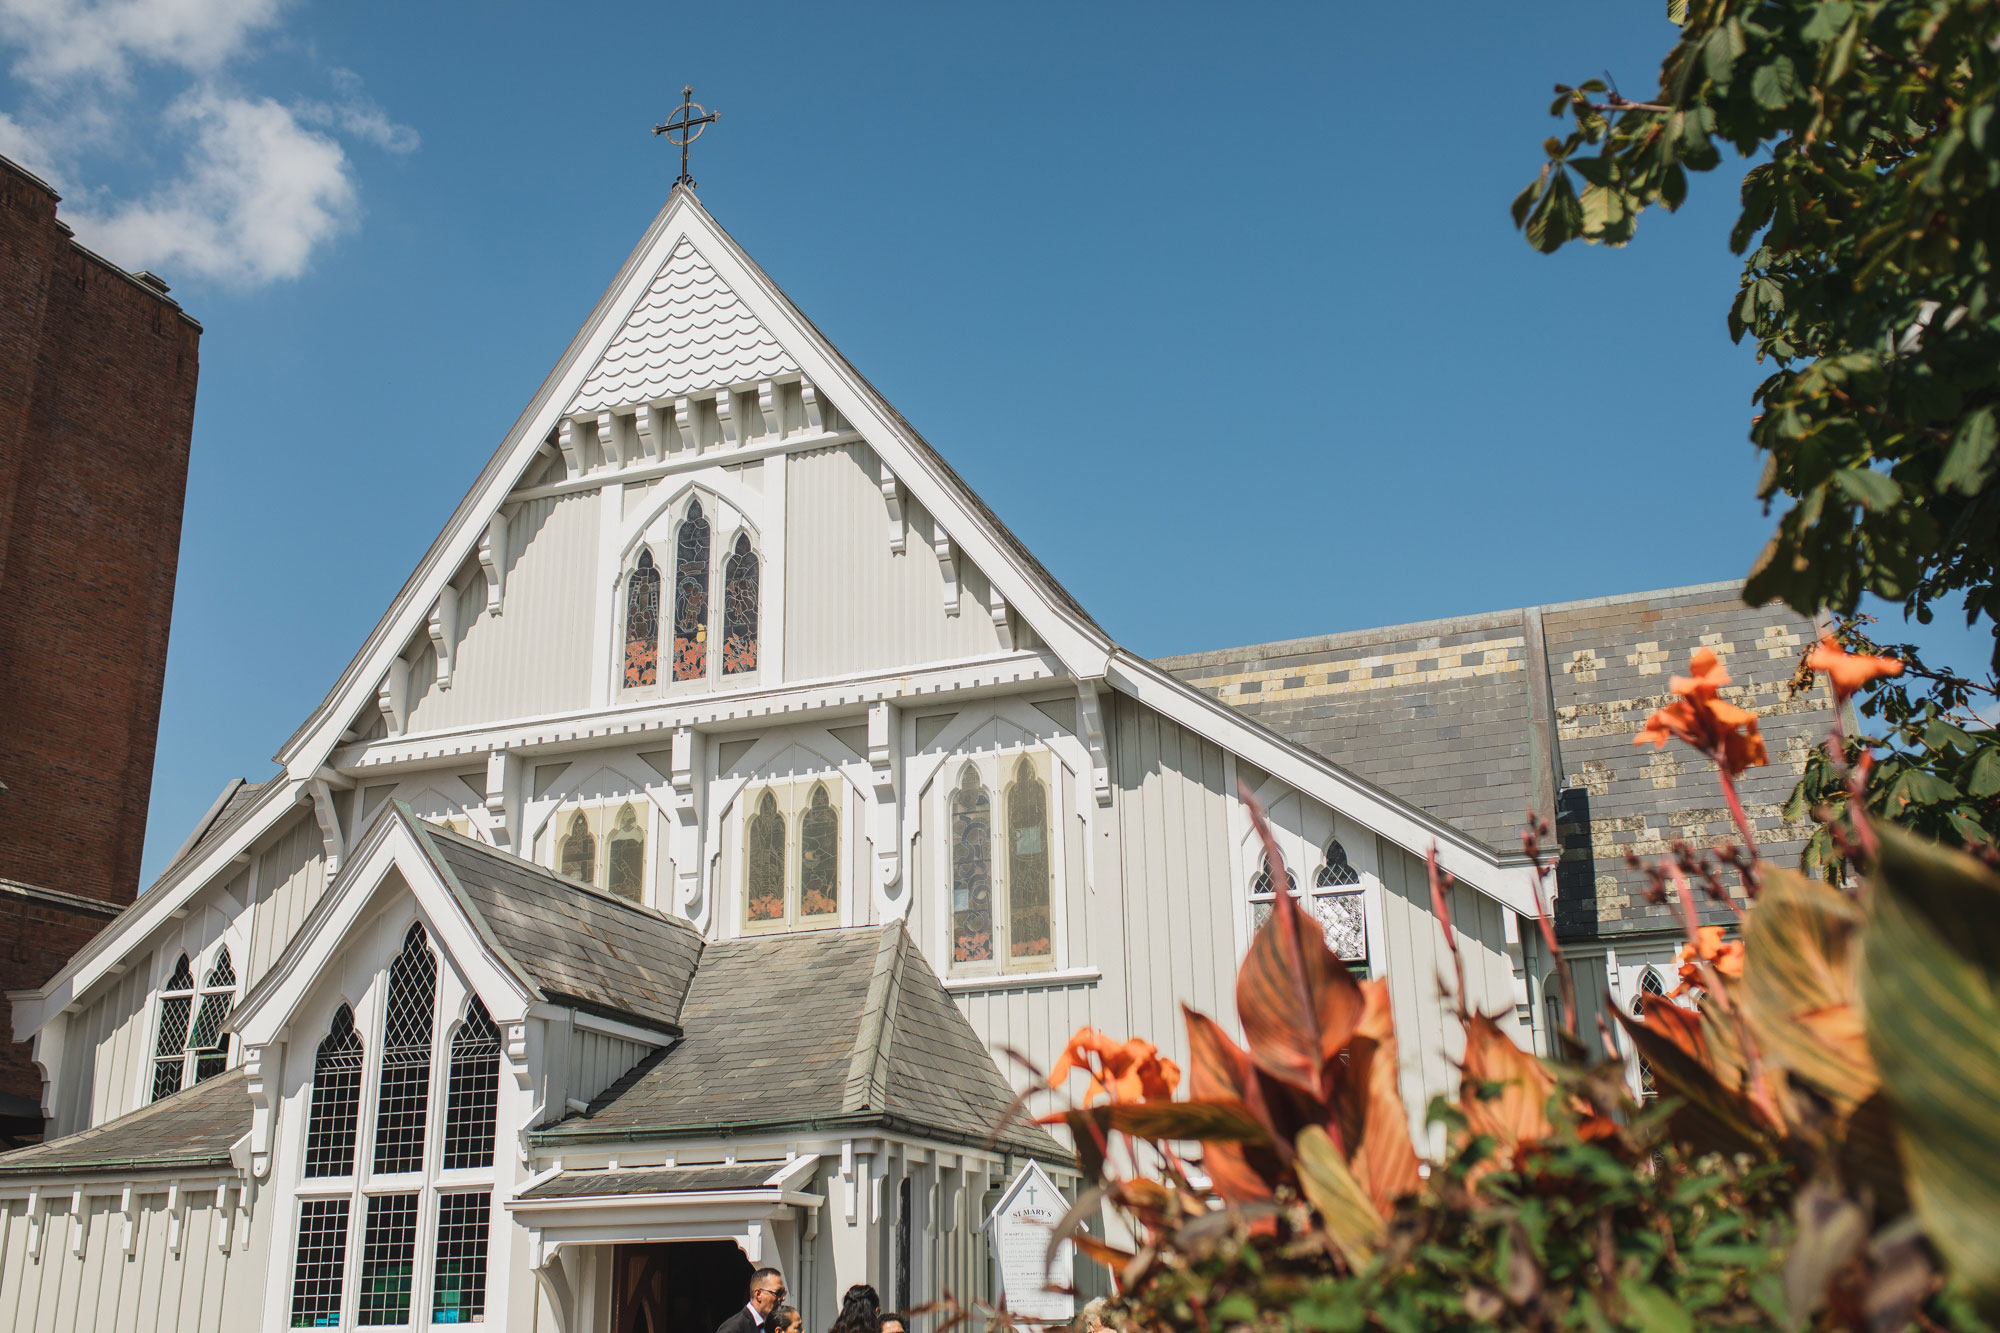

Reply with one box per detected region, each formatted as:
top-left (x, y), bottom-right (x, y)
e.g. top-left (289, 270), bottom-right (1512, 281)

top-left (2, 2), bottom-right (1985, 885)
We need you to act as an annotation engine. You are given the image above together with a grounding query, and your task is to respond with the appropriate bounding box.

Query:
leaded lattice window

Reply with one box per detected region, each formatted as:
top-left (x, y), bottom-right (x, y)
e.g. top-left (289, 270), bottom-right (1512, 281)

top-left (559, 810), bottom-right (595, 886)
top-left (799, 783), bottom-right (839, 919)
top-left (605, 802), bottom-right (645, 903)
top-left (372, 925), bottom-right (437, 1174)
top-left (1314, 840), bottom-right (1360, 887)
top-left (1005, 757), bottom-right (1053, 964)
top-left (623, 549), bottom-right (661, 688)
top-left (1249, 840), bottom-right (1368, 970)
top-left (1634, 969), bottom-right (1665, 1098)
top-left (431, 1193), bottom-right (492, 1324)
top-left (745, 791), bottom-right (786, 924)
top-left (1249, 856), bottom-right (1297, 898)
top-left (671, 501), bottom-right (710, 681)
top-left (305, 1005), bottom-right (365, 1177)
top-left (358, 1193), bottom-right (420, 1325)
top-left (442, 1000), bottom-right (500, 1171)
top-left (190, 949), bottom-right (236, 1083)
top-left (291, 1198), bottom-right (351, 1327)
top-left (951, 766), bottom-right (993, 964)
top-left (721, 533), bottom-right (759, 675)
top-left (151, 954), bottom-right (195, 1100)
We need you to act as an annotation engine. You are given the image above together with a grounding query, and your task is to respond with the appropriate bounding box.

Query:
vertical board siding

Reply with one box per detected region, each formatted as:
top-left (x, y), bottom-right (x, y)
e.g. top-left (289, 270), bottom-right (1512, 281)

top-left (406, 492), bottom-right (599, 734)
top-left (784, 444), bottom-right (998, 681)
top-left (567, 1030), bottom-right (656, 1107)
top-left (53, 958), bottom-right (148, 1136)
top-left (0, 1190), bottom-right (245, 1333)
top-left (248, 813), bottom-right (327, 989)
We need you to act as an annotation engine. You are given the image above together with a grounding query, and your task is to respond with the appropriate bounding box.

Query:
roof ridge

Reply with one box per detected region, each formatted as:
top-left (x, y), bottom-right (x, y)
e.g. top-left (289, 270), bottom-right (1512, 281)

top-left (842, 924), bottom-right (907, 1115)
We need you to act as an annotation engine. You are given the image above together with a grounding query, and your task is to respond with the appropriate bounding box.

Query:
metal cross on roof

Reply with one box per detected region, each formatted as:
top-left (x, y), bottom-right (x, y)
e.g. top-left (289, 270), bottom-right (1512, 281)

top-left (654, 86), bottom-right (720, 190)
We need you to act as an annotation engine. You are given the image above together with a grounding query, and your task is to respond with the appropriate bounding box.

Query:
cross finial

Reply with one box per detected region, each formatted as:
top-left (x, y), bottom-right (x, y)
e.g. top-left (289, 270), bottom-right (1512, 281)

top-left (654, 85), bottom-right (720, 191)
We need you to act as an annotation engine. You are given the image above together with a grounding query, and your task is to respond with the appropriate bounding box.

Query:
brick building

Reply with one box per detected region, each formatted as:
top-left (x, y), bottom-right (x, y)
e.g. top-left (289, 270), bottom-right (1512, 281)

top-left (0, 155), bottom-right (201, 1138)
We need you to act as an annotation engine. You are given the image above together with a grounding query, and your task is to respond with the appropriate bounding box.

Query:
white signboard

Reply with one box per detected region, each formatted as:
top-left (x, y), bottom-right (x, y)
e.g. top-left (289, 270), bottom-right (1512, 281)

top-left (984, 1161), bottom-right (1076, 1322)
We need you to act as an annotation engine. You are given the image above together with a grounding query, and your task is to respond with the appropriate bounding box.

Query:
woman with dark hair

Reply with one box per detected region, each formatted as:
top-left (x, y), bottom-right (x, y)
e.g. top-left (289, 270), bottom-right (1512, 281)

top-left (828, 1284), bottom-right (882, 1333)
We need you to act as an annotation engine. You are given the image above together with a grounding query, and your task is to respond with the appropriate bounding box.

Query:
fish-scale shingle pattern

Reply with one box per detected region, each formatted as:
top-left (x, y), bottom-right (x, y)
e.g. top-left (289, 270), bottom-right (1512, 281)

top-left (569, 238), bottom-right (797, 414)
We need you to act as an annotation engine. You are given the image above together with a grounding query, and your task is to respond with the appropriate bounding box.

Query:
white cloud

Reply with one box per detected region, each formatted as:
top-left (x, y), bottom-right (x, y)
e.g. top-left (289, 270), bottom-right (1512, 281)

top-left (71, 88), bottom-right (353, 285)
top-left (0, 0), bottom-right (413, 287)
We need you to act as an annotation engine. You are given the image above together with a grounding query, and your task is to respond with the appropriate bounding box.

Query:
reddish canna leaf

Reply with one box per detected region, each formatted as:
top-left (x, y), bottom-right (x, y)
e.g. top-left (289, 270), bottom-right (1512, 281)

top-left (1458, 1014), bottom-right (1555, 1160)
top-left (1038, 1098), bottom-right (1267, 1145)
top-left (1340, 979), bottom-right (1424, 1214)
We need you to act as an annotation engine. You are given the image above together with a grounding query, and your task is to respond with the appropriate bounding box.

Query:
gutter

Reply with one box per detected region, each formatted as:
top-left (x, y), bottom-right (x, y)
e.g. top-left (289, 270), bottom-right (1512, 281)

top-left (530, 1110), bottom-right (1069, 1167)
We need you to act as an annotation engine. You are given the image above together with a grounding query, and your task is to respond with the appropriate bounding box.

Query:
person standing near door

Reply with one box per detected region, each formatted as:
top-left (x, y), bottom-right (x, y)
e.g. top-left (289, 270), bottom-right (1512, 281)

top-left (717, 1268), bottom-right (787, 1333)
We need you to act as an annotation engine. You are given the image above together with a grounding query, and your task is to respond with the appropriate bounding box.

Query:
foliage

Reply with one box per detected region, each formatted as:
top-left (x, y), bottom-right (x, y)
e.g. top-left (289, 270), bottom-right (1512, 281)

top-left (1512, 0), bottom-right (2000, 849)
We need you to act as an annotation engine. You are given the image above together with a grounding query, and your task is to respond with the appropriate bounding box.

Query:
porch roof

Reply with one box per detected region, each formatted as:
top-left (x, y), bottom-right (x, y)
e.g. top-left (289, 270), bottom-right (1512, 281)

top-left (0, 1070), bottom-right (248, 1179)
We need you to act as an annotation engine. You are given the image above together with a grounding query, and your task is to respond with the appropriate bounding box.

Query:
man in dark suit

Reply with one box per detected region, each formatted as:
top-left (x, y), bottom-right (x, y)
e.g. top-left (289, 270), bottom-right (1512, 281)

top-left (717, 1268), bottom-right (787, 1333)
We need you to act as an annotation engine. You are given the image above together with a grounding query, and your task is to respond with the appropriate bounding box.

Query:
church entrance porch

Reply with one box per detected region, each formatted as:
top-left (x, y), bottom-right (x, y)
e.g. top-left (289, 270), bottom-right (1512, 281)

top-left (614, 1240), bottom-right (753, 1333)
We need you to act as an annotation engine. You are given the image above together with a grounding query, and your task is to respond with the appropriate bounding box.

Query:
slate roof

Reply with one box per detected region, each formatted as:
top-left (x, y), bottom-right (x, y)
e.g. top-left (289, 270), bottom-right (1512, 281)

top-left (536, 923), bottom-right (1061, 1163)
top-left (410, 813), bottom-right (705, 1034)
top-left (521, 1162), bottom-right (788, 1198)
top-left (0, 1071), bottom-right (248, 1178)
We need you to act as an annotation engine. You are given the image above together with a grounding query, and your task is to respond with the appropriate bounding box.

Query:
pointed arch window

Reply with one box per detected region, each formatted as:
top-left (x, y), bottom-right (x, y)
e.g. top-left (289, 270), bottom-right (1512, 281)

top-left (442, 1000), bottom-right (501, 1171)
top-left (671, 500), bottom-right (711, 681)
top-left (950, 766), bottom-right (994, 964)
top-left (623, 548), bottom-right (661, 688)
top-left (605, 802), bottom-right (646, 903)
top-left (1249, 838), bottom-right (1367, 972)
top-left (559, 810), bottom-right (595, 886)
top-left (151, 949), bottom-right (237, 1101)
top-left (1248, 856), bottom-right (1296, 898)
top-left (799, 783), bottom-right (839, 919)
top-left (1005, 757), bottom-right (1053, 965)
top-left (722, 533), bottom-right (760, 675)
top-left (151, 955), bottom-right (195, 1100)
top-left (1633, 968), bottom-right (1666, 1099)
top-left (1314, 840), bottom-right (1360, 887)
top-left (745, 791), bottom-right (787, 924)
top-left (305, 1004), bottom-right (365, 1177)
top-left (372, 925), bottom-right (437, 1174)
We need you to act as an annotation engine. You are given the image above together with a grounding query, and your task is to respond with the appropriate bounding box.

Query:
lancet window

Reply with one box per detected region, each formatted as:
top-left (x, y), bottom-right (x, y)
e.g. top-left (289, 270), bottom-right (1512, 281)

top-left (741, 778), bottom-right (845, 931)
top-left (622, 502), bottom-right (762, 691)
top-left (948, 752), bottom-right (1057, 973)
top-left (1633, 968), bottom-right (1666, 1099)
top-left (547, 799), bottom-right (651, 903)
top-left (289, 925), bottom-right (499, 1328)
top-left (150, 947), bottom-right (238, 1102)
top-left (671, 501), bottom-right (711, 681)
top-left (950, 766), bottom-right (993, 964)
top-left (1249, 833), bottom-right (1369, 973)
top-left (623, 548), bottom-right (661, 687)
top-left (722, 533), bottom-right (759, 674)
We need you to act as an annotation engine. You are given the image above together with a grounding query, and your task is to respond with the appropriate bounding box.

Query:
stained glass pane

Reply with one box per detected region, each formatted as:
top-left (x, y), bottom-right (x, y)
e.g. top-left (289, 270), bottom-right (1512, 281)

top-left (1307, 892), bottom-right (1367, 962)
top-left (799, 784), bottom-right (839, 919)
top-left (1006, 758), bottom-right (1052, 963)
top-left (623, 550), bottom-right (661, 688)
top-left (671, 501), bottom-right (710, 682)
top-left (443, 1002), bottom-right (500, 1171)
top-left (1314, 840), bottom-right (1360, 887)
top-left (951, 766), bottom-right (993, 964)
top-left (290, 1198), bottom-right (350, 1327)
top-left (431, 1192), bottom-right (491, 1324)
top-left (559, 811), bottom-right (594, 886)
top-left (746, 792), bottom-right (786, 924)
top-left (305, 1005), bottom-right (365, 1177)
top-left (373, 925), bottom-right (436, 1174)
top-left (722, 533), bottom-right (759, 675)
top-left (606, 803), bottom-right (645, 902)
top-left (152, 993), bottom-right (191, 1100)
top-left (358, 1193), bottom-right (420, 1325)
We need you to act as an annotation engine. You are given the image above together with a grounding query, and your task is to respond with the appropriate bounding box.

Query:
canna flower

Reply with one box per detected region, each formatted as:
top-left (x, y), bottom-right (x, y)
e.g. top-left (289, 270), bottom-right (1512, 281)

top-left (1050, 1027), bottom-right (1183, 1105)
top-left (1634, 648), bottom-right (1769, 775)
top-left (1805, 634), bottom-right (1903, 703)
top-left (1670, 924), bottom-right (1745, 997)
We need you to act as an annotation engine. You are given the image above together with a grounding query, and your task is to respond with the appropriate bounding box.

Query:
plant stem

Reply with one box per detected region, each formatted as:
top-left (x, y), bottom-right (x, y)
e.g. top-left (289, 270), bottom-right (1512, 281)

top-left (1715, 767), bottom-right (1763, 895)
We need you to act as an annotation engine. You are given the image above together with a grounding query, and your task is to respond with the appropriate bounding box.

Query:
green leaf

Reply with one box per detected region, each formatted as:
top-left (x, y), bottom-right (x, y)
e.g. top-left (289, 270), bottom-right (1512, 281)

top-left (1751, 57), bottom-right (1797, 111)
top-left (1213, 1293), bottom-right (1258, 1323)
top-left (1512, 172), bottom-right (1548, 229)
top-left (1619, 1279), bottom-right (1695, 1333)
top-left (1526, 169), bottom-right (1584, 253)
top-left (1832, 467), bottom-right (1901, 511)
top-left (1889, 766), bottom-right (1960, 810)
top-left (1861, 826), bottom-right (2000, 1318)
top-left (1704, 19), bottom-right (1746, 87)
top-left (1969, 749), bottom-right (2000, 799)
top-left (1939, 407), bottom-right (1997, 495)
top-left (1295, 1125), bottom-right (1383, 1269)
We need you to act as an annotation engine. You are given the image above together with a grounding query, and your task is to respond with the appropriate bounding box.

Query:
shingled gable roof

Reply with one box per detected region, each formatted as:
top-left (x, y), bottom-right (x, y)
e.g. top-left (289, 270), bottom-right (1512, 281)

top-left (535, 923), bottom-right (1063, 1164)
top-left (0, 1070), bottom-right (249, 1179)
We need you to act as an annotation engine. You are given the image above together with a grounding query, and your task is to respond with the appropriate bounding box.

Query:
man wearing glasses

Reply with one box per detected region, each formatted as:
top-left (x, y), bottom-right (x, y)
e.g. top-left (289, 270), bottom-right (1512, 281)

top-left (718, 1268), bottom-right (788, 1333)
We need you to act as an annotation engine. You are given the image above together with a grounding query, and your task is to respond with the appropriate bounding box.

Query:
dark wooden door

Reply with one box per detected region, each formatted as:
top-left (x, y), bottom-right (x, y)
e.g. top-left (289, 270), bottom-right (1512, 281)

top-left (614, 1241), bottom-right (754, 1333)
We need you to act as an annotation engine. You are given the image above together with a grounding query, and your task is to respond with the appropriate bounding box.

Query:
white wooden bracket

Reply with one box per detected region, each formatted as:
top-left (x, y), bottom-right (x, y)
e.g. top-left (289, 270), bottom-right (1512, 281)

top-left (800, 378), bottom-right (826, 432)
top-left (486, 749), bottom-right (516, 847)
top-left (1077, 681), bottom-right (1112, 806)
top-left (70, 1185), bottom-right (84, 1257)
top-left (478, 513), bottom-right (509, 617)
top-left (244, 1044), bottom-right (274, 1179)
top-left (377, 657), bottom-right (410, 738)
top-left (596, 410), bottom-right (624, 468)
top-left (556, 418), bottom-right (582, 476)
top-left (674, 396), bottom-right (700, 455)
top-left (757, 380), bottom-right (781, 439)
top-left (166, 1181), bottom-right (183, 1257)
top-left (306, 772), bottom-right (349, 874)
top-left (428, 586), bottom-right (459, 689)
top-left (635, 403), bottom-right (664, 461)
top-left (215, 1179), bottom-right (235, 1252)
top-left (25, 1185), bottom-right (42, 1262)
top-left (670, 725), bottom-right (702, 918)
top-left (987, 580), bottom-right (1014, 650)
top-left (881, 475), bottom-right (905, 554)
top-left (868, 701), bottom-right (901, 896)
top-left (934, 532), bottom-right (959, 616)
top-left (713, 390), bottom-right (738, 449)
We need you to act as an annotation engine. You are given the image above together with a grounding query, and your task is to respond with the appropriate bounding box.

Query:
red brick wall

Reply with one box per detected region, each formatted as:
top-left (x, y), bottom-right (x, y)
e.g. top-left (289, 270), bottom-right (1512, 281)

top-left (0, 157), bottom-right (201, 1115)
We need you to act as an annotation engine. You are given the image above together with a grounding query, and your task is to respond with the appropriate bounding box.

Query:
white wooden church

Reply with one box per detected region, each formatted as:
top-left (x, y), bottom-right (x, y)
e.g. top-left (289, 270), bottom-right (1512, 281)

top-left (0, 186), bottom-right (1557, 1333)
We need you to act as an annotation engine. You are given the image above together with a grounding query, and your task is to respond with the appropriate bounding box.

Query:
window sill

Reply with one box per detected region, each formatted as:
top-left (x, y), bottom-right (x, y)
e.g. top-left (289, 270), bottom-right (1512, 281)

top-left (943, 966), bottom-right (1100, 995)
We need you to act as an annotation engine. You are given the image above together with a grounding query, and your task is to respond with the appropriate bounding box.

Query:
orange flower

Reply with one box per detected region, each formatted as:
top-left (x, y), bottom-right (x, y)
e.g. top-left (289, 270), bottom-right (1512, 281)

top-left (1050, 1027), bottom-right (1183, 1105)
top-left (1633, 649), bottom-right (1769, 775)
top-left (1805, 634), bottom-right (1903, 702)
top-left (1670, 924), bottom-right (1745, 997)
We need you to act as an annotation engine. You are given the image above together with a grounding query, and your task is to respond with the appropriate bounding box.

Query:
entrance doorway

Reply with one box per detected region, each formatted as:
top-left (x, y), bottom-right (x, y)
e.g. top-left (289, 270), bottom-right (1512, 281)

top-left (613, 1240), bottom-right (754, 1333)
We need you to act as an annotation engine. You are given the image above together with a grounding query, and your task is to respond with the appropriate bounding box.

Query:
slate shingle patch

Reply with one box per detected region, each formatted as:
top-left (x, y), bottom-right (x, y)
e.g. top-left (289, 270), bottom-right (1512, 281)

top-left (0, 1069), bottom-right (249, 1177)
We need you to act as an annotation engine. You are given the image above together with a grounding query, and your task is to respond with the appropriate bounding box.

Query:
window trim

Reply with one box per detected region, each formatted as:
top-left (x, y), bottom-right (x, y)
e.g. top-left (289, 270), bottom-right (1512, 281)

top-left (942, 747), bottom-right (1069, 980)
top-left (1241, 817), bottom-right (1379, 976)
top-left (738, 777), bottom-right (849, 934)
top-left (148, 943), bottom-right (241, 1105)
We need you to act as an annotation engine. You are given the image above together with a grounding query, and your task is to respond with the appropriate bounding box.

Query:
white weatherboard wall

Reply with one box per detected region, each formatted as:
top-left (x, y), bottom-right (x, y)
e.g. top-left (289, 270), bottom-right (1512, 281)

top-left (247, 814), bottom-right (326, 989)
top-left (405, 492), bottom-right (600, 734)
top-left (52, 956), bottom-right (151, 1138)
top-left (784, 444), bottom-right (1001, 681)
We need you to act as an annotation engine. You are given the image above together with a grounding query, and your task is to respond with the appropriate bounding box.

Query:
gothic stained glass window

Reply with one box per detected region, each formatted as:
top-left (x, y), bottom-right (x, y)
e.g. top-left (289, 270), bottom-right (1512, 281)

top-left (442, 1000), bottom-right (500, 1171)
top-left (431, 1192), bottom-right (491, 1324)
top-left (605, 802), bottom-right (646, 903)
top-left (1006, 757), bottom-right (1053, 963)
top-left (1634, 969), bottom-right (1666, 1098)
top-left (1314, 840), bottom-right (1360, 888)
top-left (745, 791), bottom-right (786, 924)
top-left (358, 1192), bottom-right (420, 1325)
top-left (151, 954), bottom-right (195, 1101)
top-left (1249, 855), bottom-right (1296, 898)
top-left (951, 766), bottom-right (994, 964)
top-left (721, 533), bottom-right (759, 675)
top-left (671, 501), bottom-right (711, 682)
top-left (305, 1005), bottom-right (365, 1178)
top-left (1307, 894), bottom-right (1367, 963)
top-left (799, 783), bottom-right (839, 919)
top-left (373, 925), bottom-right (437, 1174)
top-left (559, 811), bottom-right (595, 886)
top-left (623, 549), bottom-right (661, 688)
top-left (290, 1198), bottom-right (351, 1327)
top-left (190, 947), bottom-right (237, 1083)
